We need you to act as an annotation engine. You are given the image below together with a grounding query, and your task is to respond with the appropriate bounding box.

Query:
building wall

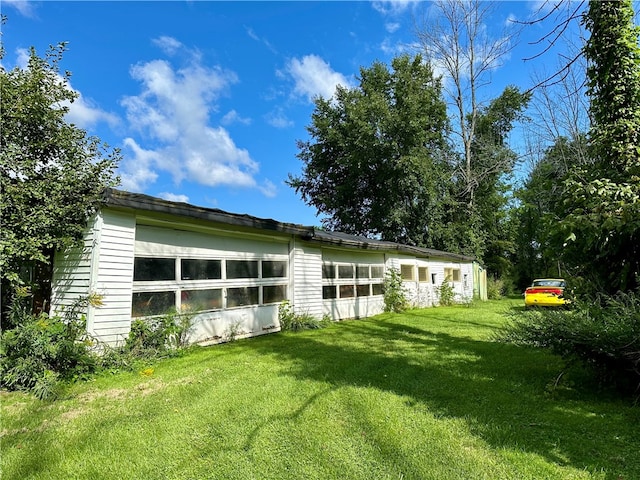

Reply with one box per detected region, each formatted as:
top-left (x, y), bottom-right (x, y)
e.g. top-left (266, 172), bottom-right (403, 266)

top-left (52, 207), bottom-right (478, 347)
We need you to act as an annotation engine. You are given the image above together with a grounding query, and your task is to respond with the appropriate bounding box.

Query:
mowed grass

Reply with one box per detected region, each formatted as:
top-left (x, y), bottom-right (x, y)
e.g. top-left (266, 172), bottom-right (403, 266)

top-left (2, 300), bottom-right (639, 480)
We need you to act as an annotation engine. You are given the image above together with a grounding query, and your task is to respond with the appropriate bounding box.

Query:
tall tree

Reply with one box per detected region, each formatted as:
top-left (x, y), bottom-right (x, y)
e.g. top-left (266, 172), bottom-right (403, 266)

top-left (558, 0), bottom-right (640, 292)
top-left (288, 54), bottom-right (451, 247)
top-left (0, 43), bottom-right (121, 318)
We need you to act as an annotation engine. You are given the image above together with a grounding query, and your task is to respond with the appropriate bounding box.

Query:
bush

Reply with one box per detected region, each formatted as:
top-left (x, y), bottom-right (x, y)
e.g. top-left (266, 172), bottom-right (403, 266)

top-left (278, 301), bottom-right (329, 332)
top-left (383, 268), bottom-right (409, 313)
top-left (498, 290), bottom-right (640, 395)
top-left (124, 308), bottom-right (195, 358)
top-left (0, 289), bottom-right (101, 399)
top-left (438, 281), bottom-right (456, 306)
top-left (487, 277), bottom-right (504, 300)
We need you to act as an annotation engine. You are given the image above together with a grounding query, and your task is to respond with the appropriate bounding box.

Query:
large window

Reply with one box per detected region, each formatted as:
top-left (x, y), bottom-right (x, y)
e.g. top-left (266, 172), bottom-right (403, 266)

top-left (227, 260), bottom-right (259, 279)
top-left (322, 262), bottom-right (385, 299)
top-left (132, 291), bottom-right (175, 317)
top-left (418, 266), bottom-right (429, 283)
top-left (132, 256), bottom-right (288, 316)
top-left (181, 259), bottom-right (221, 280)
top-left (134, 258), bottom-right (175, 281)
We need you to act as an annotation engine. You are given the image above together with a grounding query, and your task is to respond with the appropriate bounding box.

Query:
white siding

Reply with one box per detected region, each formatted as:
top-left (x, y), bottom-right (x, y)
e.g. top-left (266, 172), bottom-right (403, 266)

top-left (50, 216), bottom-right (97, 313)
top-left (91, 210), bottom-right (136, 345)
top-left (292, 241), bottom-right (323, 318)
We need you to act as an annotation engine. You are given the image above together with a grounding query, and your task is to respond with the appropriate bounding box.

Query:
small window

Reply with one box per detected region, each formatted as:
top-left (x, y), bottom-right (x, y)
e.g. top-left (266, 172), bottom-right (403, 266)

top-left (131, 291), bottom-right (175, 317)
top-left (400, 264), bottom-right (415, 281)
top-left (227, 286), bottom-right (259, 307)
top-left (226, 260), bottom-right (259, 279)
top-left (338, 265), bottom-right (354, 279)
top-left (322, 264), bottom-right (336, 279)
top-left (181, 259), bottom-right (221, 280)
top-left (181, 288), bottom-right (222, 311)
top-left (356, 284), bottom-right (370, 297)
top-left (134, 258), bottom-right (175, 281)
top-left (263, 285), bottom-right (287, 304)
top-left (431, 273), bottom-right (437, 285)
top-left (418, 267), bottom-right (429, 283)
top-left (262, 260), bottom-right (287, 278)
top-left (356, 265), bottom-right (370, 279)
top-left (445, 268), bottom-right (461, 282)
top-left (370, 266), bottom-right (384, 278)
top-left (339, 284), bottom-right (355, 298)
top-left (463, 274), bottom-right (468, 288)
top-left (322, 285), bottom-right (337, 299)
top-left (372, 283), bottom-right (384, 296)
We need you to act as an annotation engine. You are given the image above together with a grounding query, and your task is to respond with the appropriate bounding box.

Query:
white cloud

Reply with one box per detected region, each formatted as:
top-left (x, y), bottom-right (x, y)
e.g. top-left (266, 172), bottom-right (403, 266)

top-left (158, 192), bottom-right (190, 203)
top-left (64, 91), bottom-right (120, 129)
top-left (4, 0), bottom-right (36, 18)
top-left (265, 108), bottom-right (293, 129)
top-left (372, 1), bottom-right (415, 16)
top-left (286, 54), bottom-right (351, 102)
top-left (258, 179), bottom-right (277, 198)
top-left (119, 44), bottom-right (272, 194)
top-left (221, 109), bottom-right (252, 126)
top-left (386, 22), bottom-right (401, 34)
top-left (152, 36), bottom-right (184, 56)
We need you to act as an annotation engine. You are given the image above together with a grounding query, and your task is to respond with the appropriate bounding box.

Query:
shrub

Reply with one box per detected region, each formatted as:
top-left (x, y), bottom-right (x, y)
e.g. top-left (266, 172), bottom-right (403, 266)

top-left (124, 308), bottom-right (195, 358)
top-left (0, 289), bottom-right (101, 399)
top-left (278, 301), bottom-right (329, 331)
top-left (438, 281), bottom-right (456, 306)
top-left (487, 277), bottom-right (504, 300)
top-left (383, 268), bottom-right (409, 313)
top-left (498, 290), bottom-right (640, 395)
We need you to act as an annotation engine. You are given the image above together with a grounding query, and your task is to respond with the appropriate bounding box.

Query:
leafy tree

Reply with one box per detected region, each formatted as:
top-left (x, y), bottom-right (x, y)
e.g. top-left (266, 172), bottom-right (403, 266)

top-left (558, 0), bottom-right (640, 293)
top-left (289, 54), bottom-right (451, 247)
top-left (0, 43), bottom-right (121, 321)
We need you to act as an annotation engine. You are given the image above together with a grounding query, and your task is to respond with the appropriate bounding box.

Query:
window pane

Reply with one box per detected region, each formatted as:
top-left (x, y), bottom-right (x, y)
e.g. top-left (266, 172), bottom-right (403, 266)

top-left (339, 284), bottom-right (355, 298)
top-left (227, 287), bottom-right (259, 307)
top-left (370, 266), bottom-right (384, 278)
top-left (419, 267), bottom-right (429, 283)
top-left (131, 291), bottom-right (175, 317)
top-left (372, 283), bottom-right (384, 296)
top-left (134, 258), bottom-right (175, 281)
top-left (322, 264), bottom-right (335, 279)
top-left (356, 265), bottom-right (369, 279)
top-left (226, 260), bottom-right (259, 279)
top-left (181, 289), bottom-right (222, 311)
top-left (452, 269), bottom-right (461, 282)
top-left (338, 265), bottom-right (354, 279)
top-left (181, 259), bottom-right (221, 280)
top-left (262, 260), bottom-right (287, 278)
top-left (322, 286), bottom-right (337, 299)
top-left (400, 264), bottom-right (414, 281)
top-left (263, 285), bottom-right (287, 304)
top-left (356, 284), bottom-right (370, 297)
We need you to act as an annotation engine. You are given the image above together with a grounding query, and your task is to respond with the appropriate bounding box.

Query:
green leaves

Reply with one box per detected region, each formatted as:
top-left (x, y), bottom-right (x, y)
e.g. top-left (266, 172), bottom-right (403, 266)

top-left (0, 43), bottom-right (121, 297)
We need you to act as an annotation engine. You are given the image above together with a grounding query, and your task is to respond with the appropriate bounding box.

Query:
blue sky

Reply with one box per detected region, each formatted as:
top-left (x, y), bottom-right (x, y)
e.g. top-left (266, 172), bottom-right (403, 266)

top-left (2, 1), bottom-right (573, 226)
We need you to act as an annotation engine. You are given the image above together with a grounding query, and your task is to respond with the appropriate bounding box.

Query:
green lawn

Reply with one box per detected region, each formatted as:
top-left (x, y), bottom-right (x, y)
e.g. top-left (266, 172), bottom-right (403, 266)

top-left (2, 300), bottom-right (639, 480)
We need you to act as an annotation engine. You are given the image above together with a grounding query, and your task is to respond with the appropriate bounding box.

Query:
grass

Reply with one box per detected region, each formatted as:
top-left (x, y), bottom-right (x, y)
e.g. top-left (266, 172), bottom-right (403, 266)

top-left (2, 299), bottom-right (639, 480)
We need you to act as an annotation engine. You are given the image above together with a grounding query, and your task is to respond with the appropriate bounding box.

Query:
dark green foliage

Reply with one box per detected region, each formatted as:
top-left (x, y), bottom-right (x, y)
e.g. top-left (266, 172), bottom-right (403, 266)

top-left (554, 0), bottom-right (640, 293)
top-left (0, 43), bottom-right (121, 320)
top-left (0, 290), bottom-right (100, 399)
top-left (289, 54), bottom-right (451, 247)
top-left (278, 301), bottom-right (329, 331)
top-left (499, 291), bottom-right (640, 395)
top-left (383, 268), bottom-right (409, 313)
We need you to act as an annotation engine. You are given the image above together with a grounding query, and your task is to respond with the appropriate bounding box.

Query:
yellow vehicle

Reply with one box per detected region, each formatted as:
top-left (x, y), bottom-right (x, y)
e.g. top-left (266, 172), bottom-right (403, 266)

top-left (524, 278), bottom-right (568, 307)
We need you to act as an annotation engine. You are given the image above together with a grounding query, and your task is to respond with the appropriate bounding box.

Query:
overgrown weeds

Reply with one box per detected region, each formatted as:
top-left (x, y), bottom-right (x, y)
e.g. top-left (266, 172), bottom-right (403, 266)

top-left (497, 289), bottom-right (640, 396)
top-left (278, 301), bottom-right (330, 331)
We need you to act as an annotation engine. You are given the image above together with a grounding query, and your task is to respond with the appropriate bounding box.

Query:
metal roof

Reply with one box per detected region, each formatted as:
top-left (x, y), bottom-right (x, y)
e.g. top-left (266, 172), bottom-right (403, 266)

top-left (103, 188), bottom-right (475, 262)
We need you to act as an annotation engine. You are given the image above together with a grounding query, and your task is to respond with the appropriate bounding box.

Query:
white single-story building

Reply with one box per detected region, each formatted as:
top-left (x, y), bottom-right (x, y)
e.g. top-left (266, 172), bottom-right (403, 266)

top-left (51, 189), bottom-right (481, 346)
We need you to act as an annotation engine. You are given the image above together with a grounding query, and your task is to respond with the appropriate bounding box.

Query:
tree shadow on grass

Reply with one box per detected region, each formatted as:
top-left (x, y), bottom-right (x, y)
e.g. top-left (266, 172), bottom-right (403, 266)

top-left (250, 316), bottom-right (640, 479)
